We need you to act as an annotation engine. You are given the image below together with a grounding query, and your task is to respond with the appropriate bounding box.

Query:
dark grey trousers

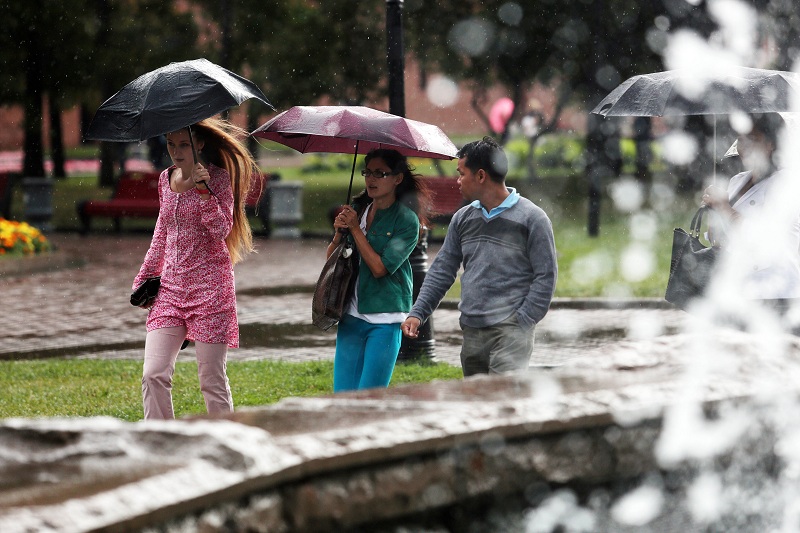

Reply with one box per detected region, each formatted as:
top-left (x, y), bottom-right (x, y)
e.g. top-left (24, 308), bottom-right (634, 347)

top-left (459, 314), bottom-right (535, 377)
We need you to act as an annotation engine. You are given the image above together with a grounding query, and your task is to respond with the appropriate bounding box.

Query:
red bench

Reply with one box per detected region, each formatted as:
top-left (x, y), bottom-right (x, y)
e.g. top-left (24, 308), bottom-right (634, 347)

top-left (327, 176), bottom-right (465, 228)
top-left (78, 170), bottom-right (273, 234)
top-left (420, 176), bottom-right (465, 224)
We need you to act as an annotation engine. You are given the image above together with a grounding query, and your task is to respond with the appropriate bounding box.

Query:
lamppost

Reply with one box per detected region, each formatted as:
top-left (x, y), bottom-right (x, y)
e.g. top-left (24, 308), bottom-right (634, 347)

top-left (386, 0), bottom-right (435, 360)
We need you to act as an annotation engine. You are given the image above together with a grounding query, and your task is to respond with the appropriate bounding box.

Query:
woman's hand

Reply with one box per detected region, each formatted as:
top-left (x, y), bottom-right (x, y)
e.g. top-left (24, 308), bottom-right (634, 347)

top-left (334, 205), bottom-right (359, 231)
top-left (701, 185), bottom-right (727, 210)
top-left (192, 163), bottom-right (210, 191)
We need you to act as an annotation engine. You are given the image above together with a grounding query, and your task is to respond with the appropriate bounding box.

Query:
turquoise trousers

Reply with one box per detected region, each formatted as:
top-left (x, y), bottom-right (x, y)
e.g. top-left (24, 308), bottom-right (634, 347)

top-left (333, 314), bottom-right (402, 392)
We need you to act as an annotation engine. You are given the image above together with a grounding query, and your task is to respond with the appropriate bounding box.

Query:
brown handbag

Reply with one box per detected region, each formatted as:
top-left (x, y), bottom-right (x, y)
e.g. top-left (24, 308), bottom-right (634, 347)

top-left (311, 235), bottom-right (359, 331)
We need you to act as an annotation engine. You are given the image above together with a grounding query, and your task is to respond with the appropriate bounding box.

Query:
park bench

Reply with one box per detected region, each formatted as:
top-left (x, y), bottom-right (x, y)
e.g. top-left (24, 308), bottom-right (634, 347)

top-left (328, 176), bottom-right (464, 229)
top-left (326, 176), bottom-right (464, 229)
top-left (77, 170), bottom-right (273, 234)
top-left (420, 175), bottom-right (465, 224)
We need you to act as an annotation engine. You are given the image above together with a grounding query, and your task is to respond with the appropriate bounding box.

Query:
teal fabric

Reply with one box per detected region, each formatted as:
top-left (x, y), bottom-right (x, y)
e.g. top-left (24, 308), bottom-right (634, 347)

top-left (354, 200), bottom-right (419, 314)
top-left (333, 314), bottom-right (402, 391)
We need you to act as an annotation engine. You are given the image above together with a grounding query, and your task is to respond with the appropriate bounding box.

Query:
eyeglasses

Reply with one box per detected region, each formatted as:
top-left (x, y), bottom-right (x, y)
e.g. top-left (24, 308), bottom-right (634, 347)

top-left (361, 169), bottom-right (394, 179)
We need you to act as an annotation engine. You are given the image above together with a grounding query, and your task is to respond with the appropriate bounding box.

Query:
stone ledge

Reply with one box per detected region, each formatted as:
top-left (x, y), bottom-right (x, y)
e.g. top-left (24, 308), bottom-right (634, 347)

top-left (1, 329), bottom-right (798, 532)
top-left (0, 248), bottom-right (83, 278)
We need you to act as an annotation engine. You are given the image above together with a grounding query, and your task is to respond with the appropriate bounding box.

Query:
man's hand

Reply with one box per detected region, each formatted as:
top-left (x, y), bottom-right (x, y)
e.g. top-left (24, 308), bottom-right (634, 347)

top-left (401, 317), bottom-right (421, 338)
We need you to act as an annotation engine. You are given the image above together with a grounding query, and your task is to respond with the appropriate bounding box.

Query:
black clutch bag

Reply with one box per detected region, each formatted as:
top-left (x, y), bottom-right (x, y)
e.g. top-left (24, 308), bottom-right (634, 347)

top-left (130, 276), bottom-right (161, 307)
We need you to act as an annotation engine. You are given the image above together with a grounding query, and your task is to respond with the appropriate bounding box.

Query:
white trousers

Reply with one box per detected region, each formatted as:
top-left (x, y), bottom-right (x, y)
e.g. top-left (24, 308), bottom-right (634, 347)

top-left (142, 326), bottom-right (233, 420)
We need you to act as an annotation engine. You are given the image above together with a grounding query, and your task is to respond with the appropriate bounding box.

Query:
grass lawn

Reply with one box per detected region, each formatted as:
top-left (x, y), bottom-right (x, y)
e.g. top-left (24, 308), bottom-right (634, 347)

top-left (0, 358), bottom-right (463, 422)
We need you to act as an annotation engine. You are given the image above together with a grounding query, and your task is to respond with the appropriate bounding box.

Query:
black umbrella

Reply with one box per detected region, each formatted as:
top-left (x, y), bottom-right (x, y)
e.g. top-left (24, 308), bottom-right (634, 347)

top-left (86, 58), bottom-right (272, 192)
top-left (592, 66), bottom-right (800, 117)
top-left (85, 58), bottom-right (272, 146)
top-left (592, 66), bottom-right (800, 180)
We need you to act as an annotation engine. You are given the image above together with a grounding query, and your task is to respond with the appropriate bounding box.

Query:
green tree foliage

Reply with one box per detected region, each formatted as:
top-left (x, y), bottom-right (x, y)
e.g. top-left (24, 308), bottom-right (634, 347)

top-left (0, 1), bottom-right (198, 182)
top-left (405, 0), bottom-right (665, 139)
top-left (191, 1), bottom-right (388, 111)
top-left (0, 1), bottom-right (95, 176)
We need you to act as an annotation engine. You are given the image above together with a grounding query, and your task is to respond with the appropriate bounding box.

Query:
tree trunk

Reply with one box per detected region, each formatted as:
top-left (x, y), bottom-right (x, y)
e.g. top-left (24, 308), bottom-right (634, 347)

top-left (23, 44), bottom-right (45, 177)
top-left (99, 142), bottom-right (117, 187)
top-left (49, 97), bottom-right (66, 178)
top-left (586, 112), bottom-right (621, 237)
top-left (95, 0), bottom-right (117, 188)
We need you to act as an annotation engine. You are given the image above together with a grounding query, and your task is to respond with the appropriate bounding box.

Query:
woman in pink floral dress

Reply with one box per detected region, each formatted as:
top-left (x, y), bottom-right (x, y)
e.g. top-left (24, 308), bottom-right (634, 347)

top-left (132, 118), bottom-right (258, 420)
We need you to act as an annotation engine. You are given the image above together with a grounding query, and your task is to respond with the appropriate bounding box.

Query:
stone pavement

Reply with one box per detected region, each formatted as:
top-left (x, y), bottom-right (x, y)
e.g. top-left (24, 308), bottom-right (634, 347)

top-left (1, 233), bottom-right (689, 368)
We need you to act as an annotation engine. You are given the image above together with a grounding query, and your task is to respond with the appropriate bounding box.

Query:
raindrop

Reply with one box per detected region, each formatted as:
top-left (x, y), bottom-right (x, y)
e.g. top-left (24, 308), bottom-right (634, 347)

top-left (627, 312), bottom-right (665, 340)
top-left (425, 75), bottom-right (459, 108)
top-left (524, 489), bottom-right (596, 532)
top-left (448, 18), bottom-right (495, 57)
top-left (609, 177), bottom-right (644, 213)
top-left (498, 2), bottom-right (523, 27)
top-left (687, 472), bottom-right (724, 523)
top-left (610, 484), bottom-right (663, 526)
top-left (629, 212), bottom-right (657, 242)
top-left (654, 15), bottom-right (671, 31)
top-left (602, 282), bottom-right (633, 299)
top-left (729, 111), bottom-right (753, 134)
top-left (595, 64), bottom-right (621, 91)
top-left (620, 244), bottom-right (655, 282)
top-left (570, 251), bottom-right (614, 286)
top-left (649, 182), bottom-right (675, 211)
top-left (479, 431), bottom-right (506, 456)
top-left (659, 131), bottom-right (698, 166)
top-left (646, 28), bottom-right (668, 54)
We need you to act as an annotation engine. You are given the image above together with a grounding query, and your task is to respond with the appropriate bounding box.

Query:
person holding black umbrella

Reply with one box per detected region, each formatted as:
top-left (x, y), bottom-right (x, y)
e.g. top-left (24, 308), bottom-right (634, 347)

top-left (700, 112), bottom-right (800, 330)
top-left (328, 148), bottom-right (432, 392)
top-left (132, 117), bottom-right (258, 419)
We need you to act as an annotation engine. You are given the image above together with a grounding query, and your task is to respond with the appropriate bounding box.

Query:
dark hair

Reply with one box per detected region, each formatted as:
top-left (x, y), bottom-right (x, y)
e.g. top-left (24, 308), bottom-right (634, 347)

top-left (748, 113), bottom-right (785, 146)
top-left (353, 148), bottom-right (432, 228)
top-left (456, 136), bottom-right (508, 183)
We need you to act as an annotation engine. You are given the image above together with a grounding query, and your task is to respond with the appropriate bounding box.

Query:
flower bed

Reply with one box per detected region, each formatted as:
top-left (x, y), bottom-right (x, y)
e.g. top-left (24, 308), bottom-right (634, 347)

top-left (0, 218), bottom-right (52, 257)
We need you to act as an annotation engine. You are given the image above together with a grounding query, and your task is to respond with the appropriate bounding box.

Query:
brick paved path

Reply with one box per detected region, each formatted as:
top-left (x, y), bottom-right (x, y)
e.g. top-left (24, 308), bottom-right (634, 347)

top-left (1, 234), bottom-right (688, 368)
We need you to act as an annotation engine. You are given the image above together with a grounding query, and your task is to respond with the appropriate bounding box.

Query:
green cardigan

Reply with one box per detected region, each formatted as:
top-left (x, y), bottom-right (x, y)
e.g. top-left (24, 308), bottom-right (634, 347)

top-left (352, 200), bottom-right (419, 314)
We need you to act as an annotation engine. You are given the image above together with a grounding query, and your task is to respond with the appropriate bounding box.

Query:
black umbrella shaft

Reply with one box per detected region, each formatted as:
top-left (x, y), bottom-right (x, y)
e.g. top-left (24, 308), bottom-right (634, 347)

top-left (186, 125), bottom-right (213, 195)
top-left (346, 140), bottom-right (358, 205)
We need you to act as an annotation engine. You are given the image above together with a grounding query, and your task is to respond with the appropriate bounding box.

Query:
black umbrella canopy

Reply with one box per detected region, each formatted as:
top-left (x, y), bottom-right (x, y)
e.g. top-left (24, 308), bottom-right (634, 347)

top-left (85, 59), bottom-right (273, 142)
top-left (592, 66), bottom-right (800, 117)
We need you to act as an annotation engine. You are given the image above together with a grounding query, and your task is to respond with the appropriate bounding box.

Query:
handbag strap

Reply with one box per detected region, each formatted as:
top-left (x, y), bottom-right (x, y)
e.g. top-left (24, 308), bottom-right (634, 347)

top-left (689, 206), bottom-right (708, 238)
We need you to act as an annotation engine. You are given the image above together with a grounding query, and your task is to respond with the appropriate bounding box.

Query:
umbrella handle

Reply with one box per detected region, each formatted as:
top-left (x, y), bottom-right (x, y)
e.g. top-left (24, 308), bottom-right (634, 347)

top-left (336, 141), bottom-right (360, 236)
top-left (187, 126), bottom-right (198, 165)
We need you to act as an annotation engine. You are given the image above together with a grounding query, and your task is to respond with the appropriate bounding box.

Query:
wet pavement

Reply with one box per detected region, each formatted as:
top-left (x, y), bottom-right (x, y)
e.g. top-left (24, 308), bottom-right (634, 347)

top-left (0, 233), bottom-right (689, 368)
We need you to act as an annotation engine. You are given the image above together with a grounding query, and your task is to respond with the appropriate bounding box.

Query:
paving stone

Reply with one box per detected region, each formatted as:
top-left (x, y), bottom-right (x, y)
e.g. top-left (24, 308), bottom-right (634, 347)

top-left (1, 233), bottom-right (687, 370)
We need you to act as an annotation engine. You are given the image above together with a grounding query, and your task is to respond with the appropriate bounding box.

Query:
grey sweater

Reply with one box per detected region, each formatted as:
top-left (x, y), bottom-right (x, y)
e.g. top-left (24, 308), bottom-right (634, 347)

top-left (409, 197), bottom-right (557, 329)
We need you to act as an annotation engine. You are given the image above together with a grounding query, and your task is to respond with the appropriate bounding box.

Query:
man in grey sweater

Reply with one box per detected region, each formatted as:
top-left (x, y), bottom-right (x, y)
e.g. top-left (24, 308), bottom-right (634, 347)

top-left (401, 137), bottom-right (557, 376)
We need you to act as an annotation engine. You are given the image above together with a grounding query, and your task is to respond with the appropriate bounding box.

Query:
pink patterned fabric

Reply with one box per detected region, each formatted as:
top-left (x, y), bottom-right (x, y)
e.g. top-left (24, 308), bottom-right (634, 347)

top-left (133, 163), bottom-right (239, 347)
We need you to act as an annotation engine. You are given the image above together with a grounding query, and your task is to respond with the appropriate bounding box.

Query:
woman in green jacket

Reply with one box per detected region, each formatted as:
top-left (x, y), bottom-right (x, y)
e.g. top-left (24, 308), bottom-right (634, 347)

top-left (327, 149), bottom-right (431, 391)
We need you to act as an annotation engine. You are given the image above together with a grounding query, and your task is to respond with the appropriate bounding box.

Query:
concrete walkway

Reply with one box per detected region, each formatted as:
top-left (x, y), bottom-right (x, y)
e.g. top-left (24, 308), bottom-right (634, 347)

top-left (1, 233), bottom-right (688, 368)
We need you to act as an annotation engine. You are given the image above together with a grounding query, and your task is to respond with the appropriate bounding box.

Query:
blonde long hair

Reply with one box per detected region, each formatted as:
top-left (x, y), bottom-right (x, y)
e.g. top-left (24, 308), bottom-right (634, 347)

top-left (191, 117), bottom-right (257, 265)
